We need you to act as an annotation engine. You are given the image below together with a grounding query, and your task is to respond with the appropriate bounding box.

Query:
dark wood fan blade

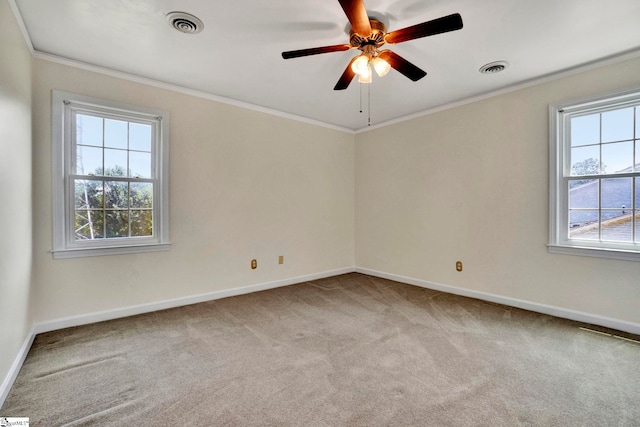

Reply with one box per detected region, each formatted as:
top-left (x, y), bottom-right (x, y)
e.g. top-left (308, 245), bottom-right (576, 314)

top-left (385, 13), bottom-right (463, 44)
top-left (334, 57), bottom-right (358, 90)
top-left (378, 50), bottom-right (426, 81)
top-left (338, 0), bottom-right (372, 36)
top-left (282, 44), bottom-right (351, 59)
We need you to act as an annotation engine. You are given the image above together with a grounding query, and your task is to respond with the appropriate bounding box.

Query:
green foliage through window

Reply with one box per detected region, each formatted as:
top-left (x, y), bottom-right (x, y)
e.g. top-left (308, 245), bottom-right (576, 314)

top-left (74, 166), bottom-right (153, 240)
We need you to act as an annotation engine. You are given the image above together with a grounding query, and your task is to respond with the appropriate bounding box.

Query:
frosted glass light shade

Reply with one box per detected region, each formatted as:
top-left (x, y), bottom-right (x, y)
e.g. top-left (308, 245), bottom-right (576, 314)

top-left (357, 65), bottom-right (372, 83)
top-left (372, 57), bottom-right (391, 77)
top-left (351, 55), bottom-right (370, 76)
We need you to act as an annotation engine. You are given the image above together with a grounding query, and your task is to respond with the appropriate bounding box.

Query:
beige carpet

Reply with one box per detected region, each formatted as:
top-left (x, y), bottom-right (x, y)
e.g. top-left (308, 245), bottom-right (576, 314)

top-left (2, 273), bottom-right (639, 426)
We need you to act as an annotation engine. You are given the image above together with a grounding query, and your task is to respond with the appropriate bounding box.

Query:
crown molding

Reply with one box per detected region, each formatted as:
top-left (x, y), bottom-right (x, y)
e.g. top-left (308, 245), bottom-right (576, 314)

top-left (355, 47), bottom-right (640, 133)
top-left (11, 0), bottom-right (640, 135)
top-left (7, 0), bottom-right (34, 55)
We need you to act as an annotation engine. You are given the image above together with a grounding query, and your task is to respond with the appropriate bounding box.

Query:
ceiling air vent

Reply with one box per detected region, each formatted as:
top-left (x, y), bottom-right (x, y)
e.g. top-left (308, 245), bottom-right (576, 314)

top-left (166, 12), bottom-right (204, 34)
top-left (479, 61), bottom-right (509, 74)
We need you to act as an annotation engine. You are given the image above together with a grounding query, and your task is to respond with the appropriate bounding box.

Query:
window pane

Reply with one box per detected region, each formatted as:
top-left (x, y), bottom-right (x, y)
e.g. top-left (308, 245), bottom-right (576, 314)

top-left (130, 210), bottom-right (153, 237)
top-left (601, 141), bottom-right (633, 174)
top-left (636, 107), bottom-right (640, 139)
top-left (601, 107), bottom-right (634, 143)
top-left (76, 114), bottom-right (102, 147)
top-left (570, 114), bottom-right (599, 147)
top-left (636, 140), bottom-right (639, 172)
top-left (130, 123), bottom-right (152, 152)
top-left (601, 210), bottom-right (620, 221)
top-left (129, 151), bottom-right (151, 178)
top-left (635, 179), bottom-right (640, 243)
top-left (104, 148), bottom-right (127, 176)
top-left (76, 145), bottom-right (102, 175)
top-left (569, 179), bottom-right (598, 208)
top-left (74, 179), bottom-right (103, 209)
top-left (569, 210), bottom-right (599, 240)
top-left (570, 146), bottom-right (600, 176)
top-left (601, 177), bottom-right (632, 209)
top-left (601, 212), bottom-right (632, 242)
top-left (601, 177), bottom-right (632, 242)
top-left (75, 210), bottom-right (104, 240)
top-left (636, 178), bottom-right (640, 242)
top-left (106, 211), bottom-right (129, 238)
top-left (105, 181), bottom-right (129, 209)
top-left (130, 182), bottom-right (153, 208)
top-left (104, 118), bottom-right (128, 149)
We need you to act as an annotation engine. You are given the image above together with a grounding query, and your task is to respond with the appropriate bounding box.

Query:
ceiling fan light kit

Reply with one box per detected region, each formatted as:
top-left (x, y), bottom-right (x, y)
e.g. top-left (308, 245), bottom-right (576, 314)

top-left (350, 44), bottom-right (390, 82)
top-left (281, 0), bottom-right (463, 90)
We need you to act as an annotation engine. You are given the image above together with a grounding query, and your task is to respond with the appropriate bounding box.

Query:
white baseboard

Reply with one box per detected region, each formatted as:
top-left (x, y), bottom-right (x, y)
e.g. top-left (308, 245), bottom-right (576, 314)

top-left (356, 267), bottom-right (640, 335)
top-left (34, 267), bottom-right (356, 334)
top-left (5, 265), bottom-right (639, 408)
top-left (2, 267), bottom-right (355, 407)
top-left (0, 325), bottom-right (36, 409)
top-left (37, 266), bottom-right (638, 336)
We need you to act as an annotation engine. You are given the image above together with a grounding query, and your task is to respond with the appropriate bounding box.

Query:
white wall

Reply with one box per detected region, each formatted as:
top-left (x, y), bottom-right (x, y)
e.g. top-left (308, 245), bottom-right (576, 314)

top-left (356, 57), bottom-right (640, 325)
top-left (31, 59), bottom-right (355, 322)
top-left (0, 0), bottom-right (33, 399)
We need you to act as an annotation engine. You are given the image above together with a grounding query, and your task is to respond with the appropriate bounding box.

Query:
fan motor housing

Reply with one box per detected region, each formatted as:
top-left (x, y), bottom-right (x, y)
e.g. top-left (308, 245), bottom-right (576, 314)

top-left (350, 19), bottom-right (387, 49)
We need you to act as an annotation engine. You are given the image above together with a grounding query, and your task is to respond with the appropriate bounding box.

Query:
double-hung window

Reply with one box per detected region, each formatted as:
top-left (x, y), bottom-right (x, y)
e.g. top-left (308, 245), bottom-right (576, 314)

top-left (52, 91), bottom-right (170, 258)
top-left (549, 86), bottom-right (640, 260)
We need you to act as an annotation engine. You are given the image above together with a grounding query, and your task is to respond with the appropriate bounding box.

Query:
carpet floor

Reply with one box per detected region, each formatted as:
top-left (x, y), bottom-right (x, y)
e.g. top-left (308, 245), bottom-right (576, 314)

top-left (2, 273), bottom-right (639, 426)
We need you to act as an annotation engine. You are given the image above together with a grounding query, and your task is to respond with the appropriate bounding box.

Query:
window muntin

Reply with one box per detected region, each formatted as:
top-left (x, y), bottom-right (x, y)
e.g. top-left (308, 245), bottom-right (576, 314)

top-left (52, 91), bottom-right (170, 258)
top-left (72, 111), bottom-right (155, 241)
top-left (549, 87), bottom-right (640, 260)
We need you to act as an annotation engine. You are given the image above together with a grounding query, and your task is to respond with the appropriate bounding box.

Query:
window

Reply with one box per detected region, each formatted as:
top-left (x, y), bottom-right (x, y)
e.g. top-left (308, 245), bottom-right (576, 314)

top-left (52, 91), bottom-right (170, 258)
top-left (549, 86), bottom-right (640, 261)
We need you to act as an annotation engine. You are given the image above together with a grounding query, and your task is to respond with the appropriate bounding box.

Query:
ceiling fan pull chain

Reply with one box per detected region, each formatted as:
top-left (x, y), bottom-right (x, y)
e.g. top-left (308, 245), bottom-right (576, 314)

top-left (367, 83), bottom-right (371, 127)
top-left (359, 83), bottom-right (363, 113)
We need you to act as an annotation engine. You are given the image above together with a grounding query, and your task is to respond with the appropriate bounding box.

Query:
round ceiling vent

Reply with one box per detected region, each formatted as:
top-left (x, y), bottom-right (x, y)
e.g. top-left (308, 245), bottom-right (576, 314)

top-left (479, 61), bottom-right (509, 74)
top-left (166, 11), bottom-right (204, 34)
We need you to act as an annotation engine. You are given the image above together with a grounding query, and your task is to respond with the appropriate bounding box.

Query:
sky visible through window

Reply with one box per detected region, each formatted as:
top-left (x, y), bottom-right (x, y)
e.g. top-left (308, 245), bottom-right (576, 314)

top-left (570, 107), bottom-right (639, 174)
top-left (76, 114), bottom-right (152, 178)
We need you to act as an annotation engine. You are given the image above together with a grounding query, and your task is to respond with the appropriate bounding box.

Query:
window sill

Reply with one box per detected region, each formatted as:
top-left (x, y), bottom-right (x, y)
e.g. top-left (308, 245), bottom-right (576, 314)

top-left (52, 243), bottom-right (171, 259)
top-left (547, 244), bottom-right (640, 261)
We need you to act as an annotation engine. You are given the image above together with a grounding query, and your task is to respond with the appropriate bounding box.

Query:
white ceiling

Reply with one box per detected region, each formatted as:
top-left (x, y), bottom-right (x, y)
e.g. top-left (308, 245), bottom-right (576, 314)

top-left (14, 0), bottom-right (640, 131)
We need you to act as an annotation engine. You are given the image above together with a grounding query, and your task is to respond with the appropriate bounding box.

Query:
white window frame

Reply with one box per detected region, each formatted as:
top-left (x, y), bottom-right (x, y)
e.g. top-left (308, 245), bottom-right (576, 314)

top-left (52, 91), bottom-right (170, 259)
top-left (549, 86), bottom-right (640, 261)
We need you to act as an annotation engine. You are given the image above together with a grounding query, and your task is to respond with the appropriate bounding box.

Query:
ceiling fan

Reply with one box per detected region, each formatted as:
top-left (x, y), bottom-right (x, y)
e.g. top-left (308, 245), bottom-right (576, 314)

top-left (281, 0), bottom-right (463, 90)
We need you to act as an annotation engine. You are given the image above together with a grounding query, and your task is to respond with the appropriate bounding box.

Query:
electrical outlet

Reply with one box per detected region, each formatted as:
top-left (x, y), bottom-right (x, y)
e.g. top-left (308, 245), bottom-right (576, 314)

top-left (251, 259), bottom-right (257, 269)
top-left (456, 261), bottom-right (463, 272)
top-left (278, 255), bottom-right (284, 264)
